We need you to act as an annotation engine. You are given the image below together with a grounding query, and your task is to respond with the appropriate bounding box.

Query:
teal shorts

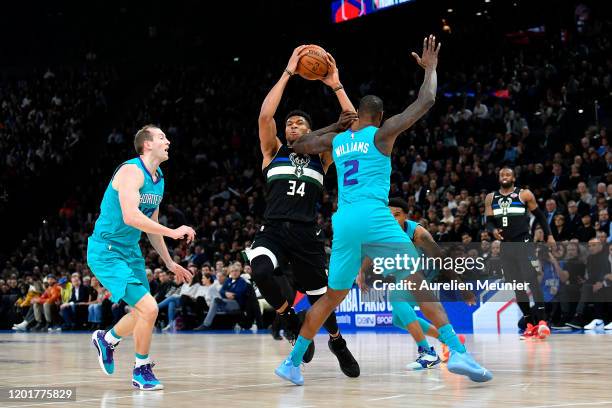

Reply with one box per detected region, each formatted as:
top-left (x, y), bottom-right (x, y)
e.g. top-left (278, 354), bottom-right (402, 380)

top-left (328, 200), bottom-right (420, 290)
top-left (87, 237), bottom-right (150, 306)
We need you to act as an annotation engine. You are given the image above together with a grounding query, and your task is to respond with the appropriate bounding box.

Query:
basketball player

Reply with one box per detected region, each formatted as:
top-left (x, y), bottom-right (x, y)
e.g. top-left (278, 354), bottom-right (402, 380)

top-left (357, 198), bottom-right (472, 370)
top-left (276, 35), bottom-right (492, 385)
top-left (485, 167), bottom-right (554, 339)
top-left (88, 125), bottom-right (195, 390)
top-left (245, 45), bottom-right (360, 377)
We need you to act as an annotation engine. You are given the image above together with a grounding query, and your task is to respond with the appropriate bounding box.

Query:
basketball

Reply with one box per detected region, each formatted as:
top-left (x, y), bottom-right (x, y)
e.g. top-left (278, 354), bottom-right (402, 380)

top-left (296, 45), bottom-right (329, 80)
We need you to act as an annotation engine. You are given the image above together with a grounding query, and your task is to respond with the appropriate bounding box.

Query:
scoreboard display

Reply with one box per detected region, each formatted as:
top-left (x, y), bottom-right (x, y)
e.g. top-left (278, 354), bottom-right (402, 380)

top-left (331, 0), bottom-right (415, 23)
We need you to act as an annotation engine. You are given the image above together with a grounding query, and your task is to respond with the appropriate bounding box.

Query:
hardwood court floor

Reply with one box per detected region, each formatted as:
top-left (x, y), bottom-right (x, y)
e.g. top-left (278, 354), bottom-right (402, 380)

top-left (0, 331), bottom-right (611, 408)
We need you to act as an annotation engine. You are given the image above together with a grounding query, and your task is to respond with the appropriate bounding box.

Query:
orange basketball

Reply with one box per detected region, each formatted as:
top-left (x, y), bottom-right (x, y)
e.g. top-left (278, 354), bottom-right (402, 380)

top-left (296, 45), bottom-right (329, 80)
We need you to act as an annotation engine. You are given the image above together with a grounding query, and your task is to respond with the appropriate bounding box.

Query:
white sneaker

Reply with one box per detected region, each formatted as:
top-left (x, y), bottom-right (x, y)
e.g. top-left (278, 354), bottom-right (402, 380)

top-left (604, 321), bottom-right (612, 330)
top-left (161, 321), bottom-right (175, 332)
top-left (584, 319), bottom-right (604, 330)
top-left (13, 321), bottom-right (28, 330)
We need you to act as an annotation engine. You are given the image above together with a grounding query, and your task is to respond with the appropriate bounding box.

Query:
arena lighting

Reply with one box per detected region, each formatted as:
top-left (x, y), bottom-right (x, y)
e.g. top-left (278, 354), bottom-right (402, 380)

top-left (578, 109), bottom-right (584, 113)
top-left (233, 57), bottom-right (240, 62)
top-left (485, 0), bottom-right (491, 3)
top-left (476, 11), bottom-right (482, 16)
top-left (447, 8), bottom-right (453, 12)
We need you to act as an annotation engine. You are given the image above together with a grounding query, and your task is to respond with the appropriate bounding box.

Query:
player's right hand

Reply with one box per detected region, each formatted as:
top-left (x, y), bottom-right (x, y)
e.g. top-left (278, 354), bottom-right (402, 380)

top-left (172, 225), bottom-right (196, 243)
top-left (286, 45), bottom-right (309, 75)
top-left (167, 261), bottom-right (193, 285)
top-left (356, 270), bottom-right (369, 293)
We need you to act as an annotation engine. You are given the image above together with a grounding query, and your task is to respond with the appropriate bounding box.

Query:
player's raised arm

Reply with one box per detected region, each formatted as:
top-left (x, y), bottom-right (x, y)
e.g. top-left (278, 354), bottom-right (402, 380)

top-left (292, 111), bottom-right (357, 155)
top-left (375, 35), bottom-right (440, 156)
top-left (259, 45), bottom-right (308, 167)
top-left (320, 52), bottom-right (356, 171)
top-left (115, 165), bottom-right (195, 241)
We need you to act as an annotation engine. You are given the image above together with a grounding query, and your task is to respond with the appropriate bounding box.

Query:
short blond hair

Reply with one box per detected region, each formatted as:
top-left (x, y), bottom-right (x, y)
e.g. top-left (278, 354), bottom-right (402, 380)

top-left (133, 124), bottom-right (159, 155)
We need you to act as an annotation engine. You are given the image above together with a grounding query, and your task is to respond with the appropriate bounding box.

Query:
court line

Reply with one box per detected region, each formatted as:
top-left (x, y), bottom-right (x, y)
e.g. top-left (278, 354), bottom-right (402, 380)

top-left (524, 402), bottom-right (612, 408)
top-left (367, 394), bottom-right (406, 401)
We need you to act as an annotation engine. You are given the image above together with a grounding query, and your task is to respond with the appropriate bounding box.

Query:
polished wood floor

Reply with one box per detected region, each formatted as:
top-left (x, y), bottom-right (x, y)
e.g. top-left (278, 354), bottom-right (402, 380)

top-left (0, 331), bottom-right (611, 408)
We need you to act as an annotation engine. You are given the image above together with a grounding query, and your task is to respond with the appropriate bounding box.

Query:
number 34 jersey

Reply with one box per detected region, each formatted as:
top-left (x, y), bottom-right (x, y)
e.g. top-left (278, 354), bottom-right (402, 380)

top-left (332, 125), bottom-right (390, 208)
top-left (91, 157), bottom-right (164, 247)
top-left (263, 145), bottom-right (324, 223)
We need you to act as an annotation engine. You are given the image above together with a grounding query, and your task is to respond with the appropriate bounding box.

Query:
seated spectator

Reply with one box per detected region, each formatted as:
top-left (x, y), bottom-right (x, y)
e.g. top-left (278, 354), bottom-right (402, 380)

top-left (12, 278), bottom-right (44, 331)
top-left (553, 214), bottom-right (572, 241)
top-left (194, 263), bottom-right (247, 330)
top-left (575, 214), bottom-right (597, 242)
top-left (85, 277), bottom-right (107, 330)
top-left (566, 240), bottom-right (612, 329)
top-left (30, 275), bottom-right (62, 332)
top-left (59, 272), bottom-right (89, 330)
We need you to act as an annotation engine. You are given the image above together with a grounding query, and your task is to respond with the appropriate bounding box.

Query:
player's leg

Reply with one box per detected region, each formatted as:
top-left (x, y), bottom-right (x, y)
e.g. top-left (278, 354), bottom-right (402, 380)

top-left (391, 300), bottom-right (441, 370)
top-left (516, 246), bottom-right (550, 337)
top-left (500, 244), bottom-right (533, 332)
top-left (275, 241), bottom-right (357, 385)
top-left (128, 289), bottom-right (163, 390)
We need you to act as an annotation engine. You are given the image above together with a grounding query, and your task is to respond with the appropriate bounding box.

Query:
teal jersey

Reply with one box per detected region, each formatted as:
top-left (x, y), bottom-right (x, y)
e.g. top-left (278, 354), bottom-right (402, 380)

top-left (404, 220), bottom-right (420, 241)
top-left (91, 157), bottom-right (164, 247)
top-left (332, 126), bottom-right (390, 207)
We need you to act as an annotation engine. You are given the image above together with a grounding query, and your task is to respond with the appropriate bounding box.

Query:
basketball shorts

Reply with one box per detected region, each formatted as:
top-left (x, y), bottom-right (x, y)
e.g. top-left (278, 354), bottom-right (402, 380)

top-left (328, 200), bottom-right (420, 290)
top-left (87, 237), bottom-right (150, 306)
top-left (245, 220), bottom-right (328, 295)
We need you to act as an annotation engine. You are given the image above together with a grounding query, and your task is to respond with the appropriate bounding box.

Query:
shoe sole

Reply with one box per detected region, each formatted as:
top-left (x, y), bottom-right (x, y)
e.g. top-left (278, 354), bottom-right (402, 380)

top-left (448, 364), bottom-right (493, 382)
top-left (274, 368), bottom-right (303, 386)
top-left (91, 331), bottom-right (113, 376)
top-left (132, 380), bottom-right (164, 390)
top-left (407, 360), bottom-right (441, 371)
top-left (565, 323), bottom-right (583, 329)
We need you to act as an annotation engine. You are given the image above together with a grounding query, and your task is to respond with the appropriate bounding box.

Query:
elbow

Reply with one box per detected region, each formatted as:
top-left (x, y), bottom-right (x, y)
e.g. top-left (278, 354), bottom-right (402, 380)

top-left (258, 112), bottom-right (273, 124)
top-left (123, 213), bottom-right (137, 227)
top-left (422, 93), bottom-right (436, 109)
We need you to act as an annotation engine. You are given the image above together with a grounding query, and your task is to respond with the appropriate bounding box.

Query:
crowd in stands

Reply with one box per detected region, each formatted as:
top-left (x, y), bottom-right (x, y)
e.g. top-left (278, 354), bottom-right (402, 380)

top-left (1, 11), bottom-right (611, 332)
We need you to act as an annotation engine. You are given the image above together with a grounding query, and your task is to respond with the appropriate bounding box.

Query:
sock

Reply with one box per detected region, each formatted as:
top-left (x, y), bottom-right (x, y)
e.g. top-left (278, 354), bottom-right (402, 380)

top-left (135, 353), bottom-right (151, 368)
top-left (289, 336), bottom-right (312, 367)
top-left (438, 324), bottom-right (466, 354)
top-left (416, 338), bottom-right (430, 350)
top-left (104, 328), bottom-right (122, 346)
top-left (418, 318), bottom-right (432, 334)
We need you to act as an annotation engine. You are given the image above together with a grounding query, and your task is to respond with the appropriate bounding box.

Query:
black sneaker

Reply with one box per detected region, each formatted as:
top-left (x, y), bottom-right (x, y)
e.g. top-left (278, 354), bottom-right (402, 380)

top-left (279, 308), bottom-right (300, 342)
top-left (328, 336), bottom-right (360, 378)
top-left (566, 316), bottom-right (584, 330)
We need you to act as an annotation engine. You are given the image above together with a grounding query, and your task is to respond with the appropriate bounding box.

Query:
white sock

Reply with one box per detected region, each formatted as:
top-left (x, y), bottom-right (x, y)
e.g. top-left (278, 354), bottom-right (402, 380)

top-left (104, 329), bottom-right (122, 346)
top-left (135, 354), bottom-right (151, 368)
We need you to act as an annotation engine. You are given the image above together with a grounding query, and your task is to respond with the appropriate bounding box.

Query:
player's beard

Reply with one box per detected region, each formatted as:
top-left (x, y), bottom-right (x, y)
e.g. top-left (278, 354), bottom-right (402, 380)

top-left (500, 180), bottom-right (513, 189)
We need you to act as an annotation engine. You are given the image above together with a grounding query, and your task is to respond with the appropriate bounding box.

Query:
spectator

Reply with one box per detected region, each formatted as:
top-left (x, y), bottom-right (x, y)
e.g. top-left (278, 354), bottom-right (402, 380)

top-left (194, 263), bottom-right (247, 330)
top-left (59, 272), bottom-right (89, 330)
top-left (30, 275), bottom-right (61, 332)
top-left (575, 214), bottom-right (597, 242)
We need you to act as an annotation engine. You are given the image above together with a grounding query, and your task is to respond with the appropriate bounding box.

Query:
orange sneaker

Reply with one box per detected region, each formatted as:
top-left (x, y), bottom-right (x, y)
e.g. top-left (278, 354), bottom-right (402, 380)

top-left (520, 323), bottom-right (536, 340)
top-left (536, 320), bottom-right (551, 339)
top-left (441, 334), bottom-right (466, 362)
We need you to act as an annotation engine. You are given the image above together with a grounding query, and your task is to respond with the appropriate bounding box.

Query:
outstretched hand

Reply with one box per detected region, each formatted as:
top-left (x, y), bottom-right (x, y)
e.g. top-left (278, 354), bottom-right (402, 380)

top-left (286, 45), bottom-right (309, 75)
top-left (322, 52), bottom-right (341, 88)
top-left (411, 34), bottom-right (441, 71)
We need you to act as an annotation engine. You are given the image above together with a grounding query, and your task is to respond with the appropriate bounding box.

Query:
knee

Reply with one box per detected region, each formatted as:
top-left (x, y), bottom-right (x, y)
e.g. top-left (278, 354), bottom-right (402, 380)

top-left (137, 297), bottom-right (159, 321)
top-left (250, 255), bottom-right (275, 282)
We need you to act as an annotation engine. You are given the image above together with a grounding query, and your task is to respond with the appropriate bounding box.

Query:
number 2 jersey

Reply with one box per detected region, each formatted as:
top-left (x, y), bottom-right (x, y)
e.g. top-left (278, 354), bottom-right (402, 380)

top-left (332, 125), bottom-right (390, 207)
top-left (91, 157), bottom-right (164, 247)
top-left (262, 145), bottom-right (325, 223)
top-left (490, 187), bottom-right (530, 241)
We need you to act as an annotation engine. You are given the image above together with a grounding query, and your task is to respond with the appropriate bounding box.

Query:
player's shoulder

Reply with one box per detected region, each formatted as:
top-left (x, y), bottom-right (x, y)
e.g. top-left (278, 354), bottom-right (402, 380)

top-left (114, 162), bottom-right (145, 183)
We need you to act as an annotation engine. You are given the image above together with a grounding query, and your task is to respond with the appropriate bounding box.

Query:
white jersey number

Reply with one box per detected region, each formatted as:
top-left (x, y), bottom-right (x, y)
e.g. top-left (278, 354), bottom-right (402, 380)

top-left (287, 180), bottom-right (306, 197)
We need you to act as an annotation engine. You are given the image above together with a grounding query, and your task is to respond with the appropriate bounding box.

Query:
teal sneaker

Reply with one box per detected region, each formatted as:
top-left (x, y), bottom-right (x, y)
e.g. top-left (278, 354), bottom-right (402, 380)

top-left (447, 351), bottom-right (493, 382)
top-left (132, 363), bottom-right (164, 390)
top-left (274, 358), bottom-right (304, 386)
top-left (91, 330), bottom-right (115, 375)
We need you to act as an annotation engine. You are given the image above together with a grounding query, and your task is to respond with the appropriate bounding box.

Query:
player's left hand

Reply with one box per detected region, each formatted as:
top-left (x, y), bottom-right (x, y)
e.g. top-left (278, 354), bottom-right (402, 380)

top-left (461, 290), bottom-right (477, 306)
top-left (411, 34), bottom-right (441, 71)
top-left (322, 52), bottom-right (341, 88)
top-left (356, 270), bottom-right (369, 293)
top-left (336, 110), bottom-right (358, 131)
top-left (167, 261), bottom-right (193, 285)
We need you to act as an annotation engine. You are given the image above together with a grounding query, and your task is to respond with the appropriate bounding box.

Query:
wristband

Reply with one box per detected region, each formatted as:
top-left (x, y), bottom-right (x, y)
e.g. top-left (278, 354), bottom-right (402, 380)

top-left (332, 84), bottom-right (344, 92)
top-left (284, 68), bottom-right (294, 77)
